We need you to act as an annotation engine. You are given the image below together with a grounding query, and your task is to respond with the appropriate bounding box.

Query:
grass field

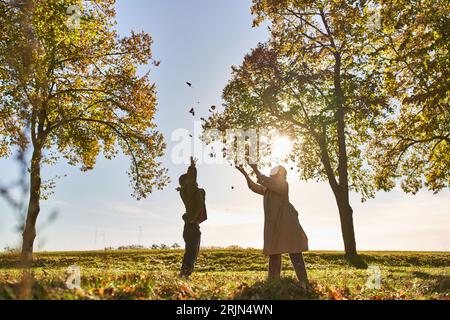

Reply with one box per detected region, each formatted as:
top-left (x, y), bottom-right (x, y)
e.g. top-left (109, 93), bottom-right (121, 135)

top-left (0, 249), bottom-right (449, 300)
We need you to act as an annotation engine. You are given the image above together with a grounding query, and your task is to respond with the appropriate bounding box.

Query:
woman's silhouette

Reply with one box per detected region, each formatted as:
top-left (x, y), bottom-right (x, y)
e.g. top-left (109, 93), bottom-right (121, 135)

top-left (237, 163), bottom-right (309, 287)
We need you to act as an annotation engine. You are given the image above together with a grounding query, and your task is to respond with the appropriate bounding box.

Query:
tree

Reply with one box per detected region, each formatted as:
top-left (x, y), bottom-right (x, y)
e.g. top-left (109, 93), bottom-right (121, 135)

top-left (206, 0), bottom-right (391, 256)
top-left (0, 0), bottom-right (168, 263)
top-left (369, 0), bottom-right (449, 194)
top-left (171, 243), bottom-right (181, 249)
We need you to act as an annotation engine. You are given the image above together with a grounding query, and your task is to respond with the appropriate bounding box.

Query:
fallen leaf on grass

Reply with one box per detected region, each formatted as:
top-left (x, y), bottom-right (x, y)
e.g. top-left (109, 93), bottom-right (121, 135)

top-left (328, 287), bottom-right (346, 300)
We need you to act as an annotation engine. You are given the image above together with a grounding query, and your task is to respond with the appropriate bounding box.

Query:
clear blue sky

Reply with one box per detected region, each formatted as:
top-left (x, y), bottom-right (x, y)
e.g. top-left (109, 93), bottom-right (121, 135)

top-left (0, 0), bottom-right (449, 252)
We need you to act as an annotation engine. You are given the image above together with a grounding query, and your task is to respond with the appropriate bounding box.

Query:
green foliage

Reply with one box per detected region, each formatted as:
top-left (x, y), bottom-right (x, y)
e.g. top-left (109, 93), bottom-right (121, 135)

top-left (206, 0), bottom-right (449, 199)
top-left (0, 249), bottom-right (448, 300)
top-left (206, 1), bottom-right (392, 201)
top-left (368, 0), bottom-right (449, 194)
top-left (0, 0), bottom-right (168, 198)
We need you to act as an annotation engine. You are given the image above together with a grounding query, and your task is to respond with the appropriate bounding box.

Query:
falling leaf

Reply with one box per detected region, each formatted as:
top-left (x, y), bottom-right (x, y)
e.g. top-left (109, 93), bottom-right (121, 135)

top-left (189, 108), bottom-right (195, 116)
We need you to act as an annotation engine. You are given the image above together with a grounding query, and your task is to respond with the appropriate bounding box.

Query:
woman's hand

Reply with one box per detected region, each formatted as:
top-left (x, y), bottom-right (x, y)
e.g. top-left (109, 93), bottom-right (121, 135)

top-left (236, 164), bottom-right (265, 195)
top-left (248, 162), bottom-right (261, 178)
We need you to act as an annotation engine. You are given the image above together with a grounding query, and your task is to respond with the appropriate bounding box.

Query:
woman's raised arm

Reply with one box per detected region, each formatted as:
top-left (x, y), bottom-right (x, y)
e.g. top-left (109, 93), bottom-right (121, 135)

top-left (257, 175), bottom-right (288, 194)
top-left (236, 166), bottom-right (265, 195)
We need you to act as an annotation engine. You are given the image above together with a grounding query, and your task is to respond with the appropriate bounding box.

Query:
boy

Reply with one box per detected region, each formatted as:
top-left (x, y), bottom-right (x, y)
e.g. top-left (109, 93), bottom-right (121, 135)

top-left (177, 157), bottom-right (207, 278)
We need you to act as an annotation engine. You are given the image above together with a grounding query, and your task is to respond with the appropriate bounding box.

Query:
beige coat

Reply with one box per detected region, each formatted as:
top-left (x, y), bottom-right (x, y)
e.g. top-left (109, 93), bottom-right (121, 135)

top-left (248, 175), bottom-right (308, 256)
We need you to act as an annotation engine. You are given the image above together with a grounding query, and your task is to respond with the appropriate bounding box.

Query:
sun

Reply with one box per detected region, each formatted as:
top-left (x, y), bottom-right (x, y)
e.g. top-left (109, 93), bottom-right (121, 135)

top-left (271, 136), bottom-right (293, 160)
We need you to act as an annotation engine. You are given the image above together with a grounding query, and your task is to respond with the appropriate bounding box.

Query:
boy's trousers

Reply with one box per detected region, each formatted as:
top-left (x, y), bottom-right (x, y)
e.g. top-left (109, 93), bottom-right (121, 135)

top-left (181, 223), bottom-right (201, 276)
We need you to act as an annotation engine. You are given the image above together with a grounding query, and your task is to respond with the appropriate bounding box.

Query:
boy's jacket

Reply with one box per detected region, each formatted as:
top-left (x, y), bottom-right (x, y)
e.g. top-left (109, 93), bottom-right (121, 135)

top-left (179, 166), bottom-right (207, 224)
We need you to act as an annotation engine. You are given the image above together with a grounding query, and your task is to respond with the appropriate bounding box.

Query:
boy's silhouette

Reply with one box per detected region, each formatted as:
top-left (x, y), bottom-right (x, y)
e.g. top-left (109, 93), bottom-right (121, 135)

top-left (177, 157), bottom-right (207, 278)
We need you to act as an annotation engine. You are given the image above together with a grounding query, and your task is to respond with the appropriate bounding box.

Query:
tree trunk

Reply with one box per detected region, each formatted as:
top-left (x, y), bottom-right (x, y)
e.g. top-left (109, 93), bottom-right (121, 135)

top-left (317, 132), bottom-right (358, 256)
top-left (335, 192), bottom-right (357, 256)
top-left (21, 146), bottom-right (42, 265)
top-left (333, 53), bottom-right (357, 256)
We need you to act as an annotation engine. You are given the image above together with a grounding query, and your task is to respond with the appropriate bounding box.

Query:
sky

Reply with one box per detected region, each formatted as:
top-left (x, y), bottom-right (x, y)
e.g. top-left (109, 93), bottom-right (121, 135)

top-left (0, 0), bottom-right (449, 252)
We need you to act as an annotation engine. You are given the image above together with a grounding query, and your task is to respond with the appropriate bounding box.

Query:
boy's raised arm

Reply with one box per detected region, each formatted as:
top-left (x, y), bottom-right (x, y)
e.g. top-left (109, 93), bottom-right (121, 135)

top-left (186, 157), bottom-right (197, 187)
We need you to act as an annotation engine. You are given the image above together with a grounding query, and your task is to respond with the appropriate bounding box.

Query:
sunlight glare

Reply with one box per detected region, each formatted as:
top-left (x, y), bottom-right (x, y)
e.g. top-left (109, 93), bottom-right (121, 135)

top-left (272, 136), bottom-right (293, 160)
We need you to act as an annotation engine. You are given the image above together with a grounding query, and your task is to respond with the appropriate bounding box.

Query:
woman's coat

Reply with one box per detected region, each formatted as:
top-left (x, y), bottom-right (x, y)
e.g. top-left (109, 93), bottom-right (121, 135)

top-left (248, 175), bottom-right (308, 256)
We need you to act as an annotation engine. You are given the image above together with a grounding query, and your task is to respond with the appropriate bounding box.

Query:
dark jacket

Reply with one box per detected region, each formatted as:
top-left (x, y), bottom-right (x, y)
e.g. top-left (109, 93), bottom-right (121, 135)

top-left (179, 165), bottom-right (207, 224)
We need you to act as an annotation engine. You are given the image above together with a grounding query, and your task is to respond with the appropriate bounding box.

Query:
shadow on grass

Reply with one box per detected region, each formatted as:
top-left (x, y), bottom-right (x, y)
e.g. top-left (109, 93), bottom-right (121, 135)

top-left (345, 254), bottom-right (368, 269)
top-left (0, 272), bottom-right (58, 300)
top-left (412, 271), bottom-right (436, 279)
top-left (412, 271), bottom-right (450, 294)
top-left (233, 277), bottom-right (320, 300)
top-left (0, 255), bottom-right (77, 270)
top-left (1, 250), bottom-right (448, 271)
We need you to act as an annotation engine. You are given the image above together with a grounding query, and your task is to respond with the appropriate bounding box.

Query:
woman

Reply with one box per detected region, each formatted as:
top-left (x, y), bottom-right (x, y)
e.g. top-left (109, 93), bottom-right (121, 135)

top-left (236, 163), bottom-right (309, 287)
